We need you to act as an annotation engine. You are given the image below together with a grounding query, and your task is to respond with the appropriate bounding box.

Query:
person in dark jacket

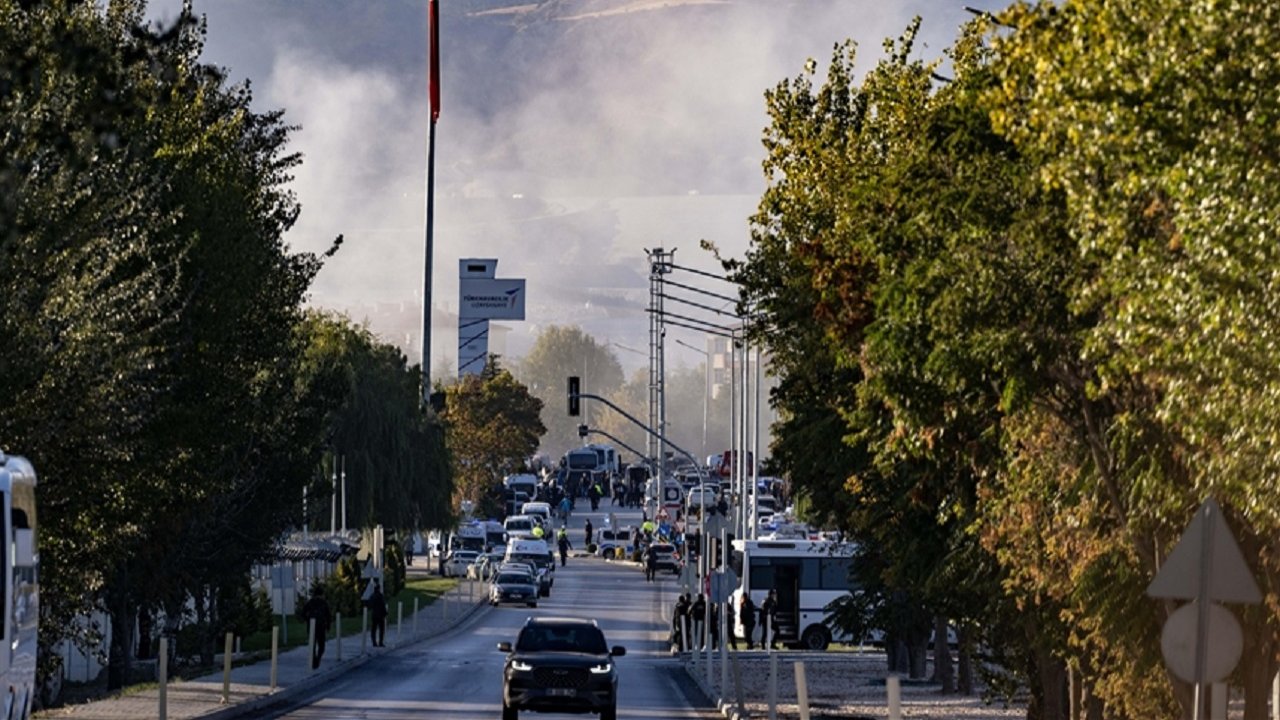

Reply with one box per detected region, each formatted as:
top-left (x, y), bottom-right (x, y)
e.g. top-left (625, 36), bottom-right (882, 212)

top-left (725, 598), bottom-right (737, 650)
top-left (690, 594), bottom-right (707, 650)
top-left (367, 579), bottom-right (388, 647)
top-left (584, 518), bottom-right (594, 548)
top-left (644, 544), bottom-right (658, 582)
top-left (301, 586), bottom-right (332, 669)
top-left (672, 594), bottom-right (691, 652)
top-left (557, 527), bottom-right (572, 567)
top-left (761, 589), bottom-right (778, 649)
top-left (740, 594), bottom-right (757, 650)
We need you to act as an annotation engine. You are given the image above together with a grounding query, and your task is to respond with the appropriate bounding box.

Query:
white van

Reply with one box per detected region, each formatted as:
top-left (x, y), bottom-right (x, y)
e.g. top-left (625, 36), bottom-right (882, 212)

top-left (504, 514), bottom-right (538, 541)
top-left (504, 539), bottom-right (555, 595)
top-left (521, 502), bottom-right (552, 526)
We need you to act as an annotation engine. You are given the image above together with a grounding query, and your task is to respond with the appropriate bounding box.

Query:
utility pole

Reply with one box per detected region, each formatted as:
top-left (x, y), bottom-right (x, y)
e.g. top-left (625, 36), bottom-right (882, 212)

top-left (420, 0), bottom-right (442, 405)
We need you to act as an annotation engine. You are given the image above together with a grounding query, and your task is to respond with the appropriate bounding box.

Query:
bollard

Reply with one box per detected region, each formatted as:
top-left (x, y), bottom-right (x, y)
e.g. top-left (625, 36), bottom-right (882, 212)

top-left (308, 618), bottom-right (317, 673)
top-left (362, 608), bottom-right (368, 654)
top-left (1273, 671), bottom-right (1279, 720)
top-left (222, 632), bottom-right (233, 702)
top-left (682, 617), bottom-right (691, 659)
top-left (731, 646), bottom-right (747, 716)
top-left (270, 627), bottom-right (279, 691)
top-left (413, 597), bottom-right (420, 635)
top-left (768, 652), bottom-right (778, 720)
top-left (706, 631), bottom-right (713, 691)
top-left (795, 661), bottom-right (811, 720)
top-left (720, 621), bottom-right (729, 703)
top-left (158, 637), bottom-right (168, 720)
top-left (397, 601), bottom-right (403, 645)
top-left (336, 612), bottom-right (343, 661)
top-left (888, 674), bottom-right (902, 720)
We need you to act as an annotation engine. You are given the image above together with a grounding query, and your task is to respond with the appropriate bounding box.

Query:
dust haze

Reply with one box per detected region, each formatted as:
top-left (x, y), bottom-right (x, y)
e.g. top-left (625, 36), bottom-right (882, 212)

top-left (145, 0), bottom-right (1004, 371)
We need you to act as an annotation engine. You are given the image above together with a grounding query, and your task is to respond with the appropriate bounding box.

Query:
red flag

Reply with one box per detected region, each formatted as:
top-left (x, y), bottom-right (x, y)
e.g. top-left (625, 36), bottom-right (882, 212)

top-left (429, 0), bottom-right (441, 122)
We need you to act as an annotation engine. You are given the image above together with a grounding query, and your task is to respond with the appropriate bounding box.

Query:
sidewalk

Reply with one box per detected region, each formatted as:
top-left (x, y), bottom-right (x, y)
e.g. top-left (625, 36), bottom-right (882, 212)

top-left (37, 573), bottom-right (491, 720)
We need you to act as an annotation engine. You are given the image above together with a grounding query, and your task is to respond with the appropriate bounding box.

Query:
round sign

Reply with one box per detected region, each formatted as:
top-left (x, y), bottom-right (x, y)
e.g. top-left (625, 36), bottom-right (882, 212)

top-left (1160, 602), bottom-right (1243, 684)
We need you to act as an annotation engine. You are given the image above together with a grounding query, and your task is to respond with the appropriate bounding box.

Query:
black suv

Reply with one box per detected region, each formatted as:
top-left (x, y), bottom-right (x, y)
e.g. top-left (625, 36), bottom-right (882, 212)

top-left (497, 617), bottom-right (625, 720)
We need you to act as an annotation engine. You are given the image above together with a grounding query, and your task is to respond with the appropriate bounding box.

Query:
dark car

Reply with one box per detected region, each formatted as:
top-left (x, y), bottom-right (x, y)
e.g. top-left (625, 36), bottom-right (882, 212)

top-left (498, 617), bottom-right (625, 720)
top-left (490, 570), bottom-right (539, 608)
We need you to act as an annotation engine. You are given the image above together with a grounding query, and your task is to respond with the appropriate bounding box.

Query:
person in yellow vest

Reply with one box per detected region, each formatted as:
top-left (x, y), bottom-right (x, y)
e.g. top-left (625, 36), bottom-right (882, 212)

top-left (531, 524), bottom-right (545, 539)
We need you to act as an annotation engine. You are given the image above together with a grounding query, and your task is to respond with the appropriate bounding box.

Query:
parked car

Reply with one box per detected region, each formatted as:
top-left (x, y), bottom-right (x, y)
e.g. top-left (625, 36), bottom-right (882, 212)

top-left (647, 543), bottom-right (681, 575)
top-left (470, 549), bottom-right (508, 580)
top-left (490, 569), bottom-right (539, 608)
top-left (686, 485), bottom-right (717, 509)
top-left (444, 550), bottom-right (480, 578)
top-left (595, 528), bottom-right (633, 558)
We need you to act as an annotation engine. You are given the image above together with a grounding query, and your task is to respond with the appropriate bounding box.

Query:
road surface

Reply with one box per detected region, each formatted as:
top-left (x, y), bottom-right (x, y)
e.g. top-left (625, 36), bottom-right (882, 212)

top-left (256, 504), bottom-right (715, 720)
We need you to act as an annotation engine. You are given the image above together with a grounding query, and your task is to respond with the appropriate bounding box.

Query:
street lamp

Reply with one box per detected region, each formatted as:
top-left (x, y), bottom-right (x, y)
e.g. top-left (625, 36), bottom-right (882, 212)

top-left (674, 338), bottom-right (709, 460)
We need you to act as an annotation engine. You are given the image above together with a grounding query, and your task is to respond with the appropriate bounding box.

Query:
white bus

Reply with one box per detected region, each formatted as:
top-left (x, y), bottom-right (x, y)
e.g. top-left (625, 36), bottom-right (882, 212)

top-left (729, 539), bottom-right (856, 651)
top-left (0, 453), bottom-right (37, 719)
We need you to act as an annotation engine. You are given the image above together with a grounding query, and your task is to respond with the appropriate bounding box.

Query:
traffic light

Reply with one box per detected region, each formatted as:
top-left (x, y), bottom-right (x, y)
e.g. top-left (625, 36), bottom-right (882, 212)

top-left (568, 376), bottom-right (580, 416)
top-left (578, 424), bottom-right (589, 439)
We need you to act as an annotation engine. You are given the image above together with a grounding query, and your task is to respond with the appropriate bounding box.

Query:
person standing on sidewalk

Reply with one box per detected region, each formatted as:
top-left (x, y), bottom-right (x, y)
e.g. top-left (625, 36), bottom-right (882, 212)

top-left (690, 594), bottom-right (707, 649)
top-left (367, 579), bottom-right (388, 647)
top-left (761, 588), bottom-right (778, 649)
top-left (671, 593), bottom-right (691, 653)
top-left (301, 586), bottom-right (332, 669)
top-left (740, 593), bottom-right (757, 650)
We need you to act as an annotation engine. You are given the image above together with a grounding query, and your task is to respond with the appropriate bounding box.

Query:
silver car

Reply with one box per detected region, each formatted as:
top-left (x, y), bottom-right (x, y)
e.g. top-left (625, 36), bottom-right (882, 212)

top-left (490, 570), bottom-right (539, 607)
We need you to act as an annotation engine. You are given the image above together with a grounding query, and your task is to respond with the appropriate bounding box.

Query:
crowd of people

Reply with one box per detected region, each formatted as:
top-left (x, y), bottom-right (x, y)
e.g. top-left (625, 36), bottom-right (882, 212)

top-left (670, 588), bottom-right (780, 652)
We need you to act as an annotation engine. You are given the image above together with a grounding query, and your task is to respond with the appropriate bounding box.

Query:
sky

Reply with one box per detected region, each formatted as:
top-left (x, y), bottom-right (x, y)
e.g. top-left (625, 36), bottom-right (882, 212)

top-left (143, 0), bottom-right (1007, 373)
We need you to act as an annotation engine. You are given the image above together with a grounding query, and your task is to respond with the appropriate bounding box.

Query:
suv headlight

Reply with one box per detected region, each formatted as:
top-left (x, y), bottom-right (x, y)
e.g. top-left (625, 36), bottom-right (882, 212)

top-left (511, 660), bottom-right (534, 672)
top-left (589, 662), bottom-right (613, 674)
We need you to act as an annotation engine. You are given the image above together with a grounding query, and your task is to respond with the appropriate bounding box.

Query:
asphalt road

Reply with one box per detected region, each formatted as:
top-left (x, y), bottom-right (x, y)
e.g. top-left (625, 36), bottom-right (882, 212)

top-left (255, 504), bottom-right (717, 720)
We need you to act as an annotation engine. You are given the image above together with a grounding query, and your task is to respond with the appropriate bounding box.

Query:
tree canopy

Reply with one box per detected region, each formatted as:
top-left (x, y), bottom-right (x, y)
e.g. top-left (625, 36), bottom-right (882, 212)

top-left (735, 2), bottom-right (1280, 718)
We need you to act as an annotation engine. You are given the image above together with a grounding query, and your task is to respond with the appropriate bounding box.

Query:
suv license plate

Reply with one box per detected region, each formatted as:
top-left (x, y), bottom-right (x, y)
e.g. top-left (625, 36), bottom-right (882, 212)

top-left (548, 688), bottom-right (576, 697)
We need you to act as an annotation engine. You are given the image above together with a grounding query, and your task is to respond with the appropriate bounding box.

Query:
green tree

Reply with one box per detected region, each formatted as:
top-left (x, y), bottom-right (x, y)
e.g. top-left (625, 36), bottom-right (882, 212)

top-left (446, 359), bottom-right (545, 518)
top-left (299, 312), bottom-right (454, 534)
top-left (515, 325), bottom-right (624, 458)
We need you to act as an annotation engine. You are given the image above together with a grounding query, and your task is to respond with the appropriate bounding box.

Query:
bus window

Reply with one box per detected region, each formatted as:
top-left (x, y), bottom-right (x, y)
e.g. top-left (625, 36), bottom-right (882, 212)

top-left (820, 557), bottom-right (854, 590)
top-left (799, 558), bottom-right (821, 590)
top-left (749, 558), bottom-right (775, 591)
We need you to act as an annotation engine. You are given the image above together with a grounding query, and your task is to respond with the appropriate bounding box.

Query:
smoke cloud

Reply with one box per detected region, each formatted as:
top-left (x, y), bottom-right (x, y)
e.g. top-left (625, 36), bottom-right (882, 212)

top-left (145, 0), bottom-right (1004, 371)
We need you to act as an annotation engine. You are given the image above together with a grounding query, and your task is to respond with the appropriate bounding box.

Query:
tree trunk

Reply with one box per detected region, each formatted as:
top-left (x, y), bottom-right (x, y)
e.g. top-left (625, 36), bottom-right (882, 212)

top-left (957, 624), bottom-right (973, 696)
top-left (136, 608), bottom-right (153, 660)
top-left (887, 635), bottom-right (910, 675)
top-left (105, 587), bottom-right (136, 691)
top-left (931, 615), bottom-right (954, 692)
top-left (1033, 648), bottom-right (1068, 720)
top-left (196, 587), bottom-right (214, 666)
top-left (1241, 626), bottom-right (1275, 720)
top-left (909, 633), bottom-right (929, 680)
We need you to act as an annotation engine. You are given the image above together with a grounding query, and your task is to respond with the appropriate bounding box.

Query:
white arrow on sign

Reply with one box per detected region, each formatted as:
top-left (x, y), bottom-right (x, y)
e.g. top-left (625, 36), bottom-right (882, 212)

top-left (1147, 498), bottom-right (1261, 604)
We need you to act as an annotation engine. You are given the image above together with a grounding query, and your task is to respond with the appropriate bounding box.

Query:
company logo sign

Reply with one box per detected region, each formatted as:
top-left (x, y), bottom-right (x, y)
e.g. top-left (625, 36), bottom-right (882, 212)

top-left (460, 278), bottom-right (526, 320)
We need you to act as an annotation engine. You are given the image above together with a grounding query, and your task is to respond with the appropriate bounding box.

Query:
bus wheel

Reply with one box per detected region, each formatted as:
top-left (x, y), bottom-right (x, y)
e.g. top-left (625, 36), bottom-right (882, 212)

top-left (800, 625), bottom-right (830, 651)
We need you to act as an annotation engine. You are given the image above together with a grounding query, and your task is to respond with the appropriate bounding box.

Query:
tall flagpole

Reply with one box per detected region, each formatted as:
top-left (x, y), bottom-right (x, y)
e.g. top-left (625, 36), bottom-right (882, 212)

top-left (421, 0), bottom-right (441, 407)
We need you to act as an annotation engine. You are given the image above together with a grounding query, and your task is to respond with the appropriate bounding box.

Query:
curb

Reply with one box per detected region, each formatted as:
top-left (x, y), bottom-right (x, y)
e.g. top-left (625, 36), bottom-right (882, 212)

top-left (201, 596), bottom-right (491, 719)
top-left (680, 655), bottom-right (749, 720)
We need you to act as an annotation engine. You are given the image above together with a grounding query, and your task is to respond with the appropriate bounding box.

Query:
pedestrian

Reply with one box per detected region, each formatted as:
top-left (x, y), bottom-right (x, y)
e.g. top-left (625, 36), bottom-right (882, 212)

top-left (557, 527), bottom-right (571, 567)
top-left (740, 593), bottom-right (757, 650)
top-left (761, 588), bottom-right (778, 649)
top-left (558, 495), bottom-right (572, 522)
top-left (584, 518), bottom-right (594, 548)
top-left (644, 544), bottom-right (658, 582)
top-left (588, 482), bottom-right (602, 511)
top-left (367, 579), bottom-right (388, 647)
top-left (301, 586), bottom-right (332, 669)
top-left (672, 593), bottom-right (691, 652)
top-left (691, 593), bottom-right (707, 650)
